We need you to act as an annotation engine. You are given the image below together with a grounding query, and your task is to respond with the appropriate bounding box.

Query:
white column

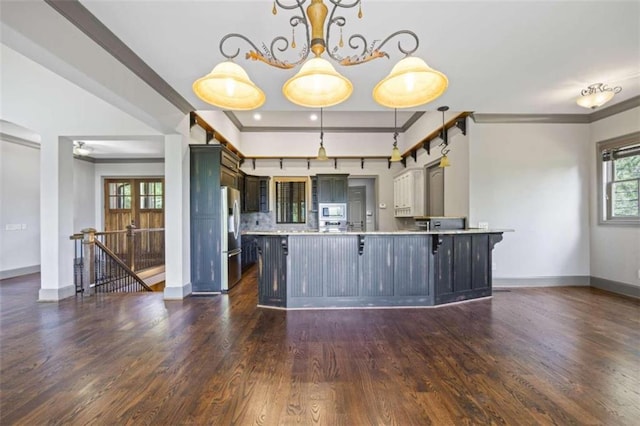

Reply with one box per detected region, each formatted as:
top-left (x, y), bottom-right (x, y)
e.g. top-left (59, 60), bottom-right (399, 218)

top-left (163, 133), bottom-right (191, 299)
top-left (39, 135), bottom-right (75, 301)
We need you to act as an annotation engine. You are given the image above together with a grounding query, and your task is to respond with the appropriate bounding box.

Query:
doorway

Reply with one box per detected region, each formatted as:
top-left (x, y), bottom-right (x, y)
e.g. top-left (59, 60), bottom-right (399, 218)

top-left (103, 178), bottom-right (165, 231)
top-left (348, 186), bottom-right (366, 232)
top-left (425, 163), bottom-right (444, 216)
top-left (348, 177), bottom-right (377, 231)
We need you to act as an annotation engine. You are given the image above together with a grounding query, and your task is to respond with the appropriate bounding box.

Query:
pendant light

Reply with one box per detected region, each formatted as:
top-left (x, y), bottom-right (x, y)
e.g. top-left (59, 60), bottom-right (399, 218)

top-left (438, 106), bottom-right (450, 168)
top-left (317, 108), bottom-right (328, 160)
top-left (390, 108), bottom-right (402, 162)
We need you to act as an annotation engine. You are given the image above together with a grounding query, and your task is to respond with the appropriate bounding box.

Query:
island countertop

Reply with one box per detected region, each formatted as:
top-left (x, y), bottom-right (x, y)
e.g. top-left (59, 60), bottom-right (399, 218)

top-left (244, 228), bottom-right (512, 236)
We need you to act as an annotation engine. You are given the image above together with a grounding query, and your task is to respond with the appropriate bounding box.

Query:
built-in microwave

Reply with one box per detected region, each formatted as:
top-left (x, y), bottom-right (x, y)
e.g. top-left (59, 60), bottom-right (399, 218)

top-left (318, 203), bottom-right (347, 220)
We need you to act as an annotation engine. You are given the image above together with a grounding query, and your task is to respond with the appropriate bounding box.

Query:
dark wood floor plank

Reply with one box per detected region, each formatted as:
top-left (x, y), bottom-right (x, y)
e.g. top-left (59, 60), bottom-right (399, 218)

top-left (1, 272), bottom-right (639, 425)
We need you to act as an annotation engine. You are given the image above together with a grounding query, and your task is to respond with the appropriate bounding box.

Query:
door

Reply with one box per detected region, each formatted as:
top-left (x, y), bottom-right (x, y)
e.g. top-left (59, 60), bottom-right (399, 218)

top-left (104, 178), bottom-right (164, 231)
top-left (348, 186), bottom-right (366, 232)
top-left (104, 178), bottom-right (164, 260)
top-left (426, 164), bottom-right (444, 216)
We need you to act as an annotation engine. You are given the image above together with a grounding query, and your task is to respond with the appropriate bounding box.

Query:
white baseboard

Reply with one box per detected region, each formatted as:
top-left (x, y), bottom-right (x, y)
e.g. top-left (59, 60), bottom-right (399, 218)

top-left (0, 265), bottom-right (40, 280)
top-left (494, 275), bottom-right (590, 288)
top-left (38, 285), bottom-right (76, 301)
top-left (164, 282), bottom-right (192, 300)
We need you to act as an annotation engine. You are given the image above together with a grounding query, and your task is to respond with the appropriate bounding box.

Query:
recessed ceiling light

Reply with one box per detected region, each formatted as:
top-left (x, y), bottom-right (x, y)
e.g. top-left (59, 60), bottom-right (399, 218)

top-left (310, 114), bottom-right (318, 121)
top-left (253, 113), bottom-right (262, 120)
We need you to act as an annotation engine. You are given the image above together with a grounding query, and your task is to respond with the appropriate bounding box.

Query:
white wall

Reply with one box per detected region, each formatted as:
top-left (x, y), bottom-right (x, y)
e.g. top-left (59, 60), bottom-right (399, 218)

top-left (0, 140), bottom-right (40, 276)
top-left (241, 131), bottom-right (401, 157)
top-left (93, 162), bottom-right (165, 229)
top-left (468, 121), bottom-right (591, 280)
top-left (589, 106), bottom-right (640, 287)
top-left (73, 158), bottom-right (95, 231)
top-left (241, 158), bottom-right (400, 231)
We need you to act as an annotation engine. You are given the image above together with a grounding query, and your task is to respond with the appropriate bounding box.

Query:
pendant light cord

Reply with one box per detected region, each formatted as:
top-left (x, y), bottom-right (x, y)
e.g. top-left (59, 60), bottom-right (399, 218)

top-left (320, 107), bottom-right (324, 147)
top-left (393, 108), bottom-right (398, 147)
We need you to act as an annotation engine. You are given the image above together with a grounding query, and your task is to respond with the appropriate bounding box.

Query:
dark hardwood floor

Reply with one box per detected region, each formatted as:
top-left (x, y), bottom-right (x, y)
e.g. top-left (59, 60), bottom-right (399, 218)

top-left (1, 270), bottom-right (639, 425)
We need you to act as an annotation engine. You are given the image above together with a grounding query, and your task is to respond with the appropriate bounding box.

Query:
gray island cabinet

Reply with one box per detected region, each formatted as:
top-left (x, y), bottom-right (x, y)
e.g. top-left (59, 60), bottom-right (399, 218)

top-left (247, 230), bottom-right (506, 309)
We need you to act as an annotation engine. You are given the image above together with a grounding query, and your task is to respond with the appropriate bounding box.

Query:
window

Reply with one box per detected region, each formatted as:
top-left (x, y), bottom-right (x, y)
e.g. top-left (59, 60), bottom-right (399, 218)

top-left (108, 181), bottom-right (132, 209)
top-left (139, 181), bottom-right (163, 209)
top-left (275, 178), bottom-right (306, 224)
top-left (598, 132), bottom-right (640, 225)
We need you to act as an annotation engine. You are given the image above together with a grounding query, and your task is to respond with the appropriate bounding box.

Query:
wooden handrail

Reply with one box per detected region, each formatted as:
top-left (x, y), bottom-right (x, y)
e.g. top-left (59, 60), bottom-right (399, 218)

top-left (70, 227), bottom-right (165, 239)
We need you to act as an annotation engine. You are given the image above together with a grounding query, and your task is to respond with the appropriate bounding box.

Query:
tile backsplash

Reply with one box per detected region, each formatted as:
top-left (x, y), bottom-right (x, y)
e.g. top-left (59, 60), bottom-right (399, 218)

top-left (241, 211), bottom-right (318, 231)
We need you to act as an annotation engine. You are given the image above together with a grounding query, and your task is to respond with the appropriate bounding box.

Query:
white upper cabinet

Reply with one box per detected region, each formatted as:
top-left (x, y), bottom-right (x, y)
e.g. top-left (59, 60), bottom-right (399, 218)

top-left (393, 169), bottom-right (425, 217)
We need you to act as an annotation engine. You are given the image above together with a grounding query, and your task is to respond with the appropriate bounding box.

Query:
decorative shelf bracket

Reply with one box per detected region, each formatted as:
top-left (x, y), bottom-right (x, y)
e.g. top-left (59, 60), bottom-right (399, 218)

top-left (423, 139), bottom-right (431, 155)
top-left (455, 116), bottom-right (467, 135)
top-left (205, 130), bottom-right (215, 145)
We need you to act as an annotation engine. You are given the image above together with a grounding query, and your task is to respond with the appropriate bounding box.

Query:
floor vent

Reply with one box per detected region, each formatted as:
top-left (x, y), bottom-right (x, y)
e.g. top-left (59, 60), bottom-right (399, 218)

top-left (493, 289), bottom-right (511, 292)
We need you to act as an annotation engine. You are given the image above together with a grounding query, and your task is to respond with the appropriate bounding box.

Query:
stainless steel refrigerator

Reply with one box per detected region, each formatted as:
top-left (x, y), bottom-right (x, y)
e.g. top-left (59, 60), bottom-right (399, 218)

top-left (221, 186), bottom-right (242, 291)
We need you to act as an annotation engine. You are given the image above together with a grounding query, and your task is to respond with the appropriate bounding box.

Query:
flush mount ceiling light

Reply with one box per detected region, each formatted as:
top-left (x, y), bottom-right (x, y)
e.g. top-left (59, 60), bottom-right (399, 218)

top-left (73, 141), bottom-right (92, 156)
top-left (194, 0), bottom-right (448, 110)
top-left (576, 83), bottom-right (622, 109)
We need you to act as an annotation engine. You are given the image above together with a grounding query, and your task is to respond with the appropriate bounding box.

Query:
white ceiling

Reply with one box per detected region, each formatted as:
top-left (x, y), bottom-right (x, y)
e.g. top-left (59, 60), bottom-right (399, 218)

top-left (78, 0), bottom-right (639, 116)
top-left (1, 0), bottom-right (639, 156)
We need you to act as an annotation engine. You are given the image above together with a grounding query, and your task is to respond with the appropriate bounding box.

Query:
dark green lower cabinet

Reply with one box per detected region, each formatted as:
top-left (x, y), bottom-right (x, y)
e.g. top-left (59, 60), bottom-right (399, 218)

top-left (254, 232), bottom-right (504, 308)
top-left (434, 234), bottom-right (496, 305)
top-left (360, 236), bottom-right (394, 297)
top-left (241, 235), bottom-right (258, 271)
top-left (257, 236), bottom-right (287, 307)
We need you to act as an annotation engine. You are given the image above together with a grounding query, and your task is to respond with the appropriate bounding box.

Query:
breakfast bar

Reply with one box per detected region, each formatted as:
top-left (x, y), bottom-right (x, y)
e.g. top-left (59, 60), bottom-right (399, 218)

top-left (245, 230), bottom-right (507, 309)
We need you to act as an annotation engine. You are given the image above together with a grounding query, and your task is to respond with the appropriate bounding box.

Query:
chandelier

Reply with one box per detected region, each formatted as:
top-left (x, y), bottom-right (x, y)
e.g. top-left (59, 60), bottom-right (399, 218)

top-left (193, 0), bottom-right (448, 110)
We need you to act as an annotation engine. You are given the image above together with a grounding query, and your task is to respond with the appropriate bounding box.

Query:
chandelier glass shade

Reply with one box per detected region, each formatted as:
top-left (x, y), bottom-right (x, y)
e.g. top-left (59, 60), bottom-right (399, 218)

top-left (373, 57), bottom-right (449, 109)
top-left (192, 61), bottom-right (265, 110)
top-left (576, 83), bottom-right (622, 109)
top-left (193, 0), bottom-right (448, 110)
top-left (283, 58), bottom-right (353, 108)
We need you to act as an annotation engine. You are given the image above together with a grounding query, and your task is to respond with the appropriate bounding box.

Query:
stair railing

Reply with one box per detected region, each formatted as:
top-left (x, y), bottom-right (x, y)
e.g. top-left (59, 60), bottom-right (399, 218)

top-left (71, 228), bottom-right (154, 294)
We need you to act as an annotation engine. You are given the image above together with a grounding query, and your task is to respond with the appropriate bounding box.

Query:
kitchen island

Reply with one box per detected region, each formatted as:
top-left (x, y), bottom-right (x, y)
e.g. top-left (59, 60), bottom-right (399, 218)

top-left (244, 230), bottom-right (508, 309)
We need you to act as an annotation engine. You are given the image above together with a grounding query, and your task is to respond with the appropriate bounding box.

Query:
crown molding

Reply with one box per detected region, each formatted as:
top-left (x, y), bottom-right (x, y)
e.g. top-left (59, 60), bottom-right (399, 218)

top-left (74, 156), bottom-right (165, 163)
top-left (472, 95), bottom-right (640, 124)
top-left (223, 111), bottom-right (244, 131)
top-left (0, 133), bottom-right (40, 149)
top-left (93, 157), bottom-right (164, 164)
top-left (589, 95), bottom-right (640, 122)
top-left (471, 113), bottom-right (590, 124)
top-left (225, 111), bottom-right (426, 133)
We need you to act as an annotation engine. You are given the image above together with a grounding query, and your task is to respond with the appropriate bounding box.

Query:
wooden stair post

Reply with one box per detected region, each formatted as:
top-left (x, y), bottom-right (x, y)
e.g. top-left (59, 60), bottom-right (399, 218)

top-left (126, 222), bottom-right (136, 272)
top-left (81, 228), bottom-right (96, 296)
